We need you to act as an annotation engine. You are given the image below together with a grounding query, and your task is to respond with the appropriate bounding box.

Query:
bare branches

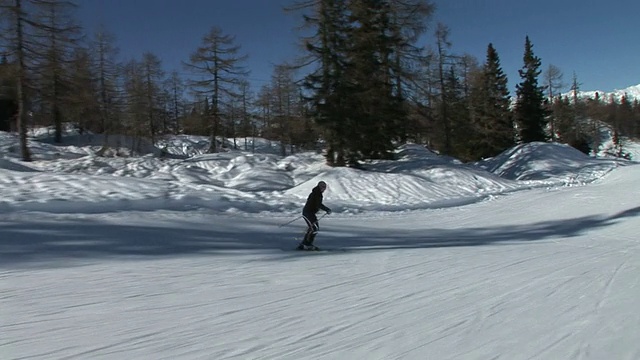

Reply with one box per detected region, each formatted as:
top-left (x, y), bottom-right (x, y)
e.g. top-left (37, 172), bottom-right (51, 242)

top-left (183, 26), bottom-right (248, 152)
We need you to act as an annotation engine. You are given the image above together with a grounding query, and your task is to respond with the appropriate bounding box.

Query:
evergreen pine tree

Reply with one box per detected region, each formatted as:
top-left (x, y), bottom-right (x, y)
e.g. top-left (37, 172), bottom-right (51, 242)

top-left (292, 0), bottom-right (352, 165)
top-left (514, 36), bottom-right (548, 143)
top-left (471, 43), bottom-right (514, 159)
top-left (345, 0), bottom-right (404, 162)
top-left (294, 0), bottom-right (431, 166)
top-left (387, 0), bottom-right (434, 141)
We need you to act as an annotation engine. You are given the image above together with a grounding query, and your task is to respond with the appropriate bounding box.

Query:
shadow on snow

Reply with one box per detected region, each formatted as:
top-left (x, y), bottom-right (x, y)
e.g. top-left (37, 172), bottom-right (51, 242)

top-left (2, 206), bottom-right (640, 268)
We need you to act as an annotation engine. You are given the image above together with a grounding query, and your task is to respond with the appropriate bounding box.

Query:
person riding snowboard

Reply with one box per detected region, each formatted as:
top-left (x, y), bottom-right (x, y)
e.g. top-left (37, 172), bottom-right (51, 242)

top-left (297, 180), bottom-right (332, 250)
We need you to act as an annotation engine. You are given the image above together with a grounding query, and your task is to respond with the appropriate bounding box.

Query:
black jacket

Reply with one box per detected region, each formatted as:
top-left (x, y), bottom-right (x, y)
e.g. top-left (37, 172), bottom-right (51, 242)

top-left (303, 186), bottom-right (330, 215)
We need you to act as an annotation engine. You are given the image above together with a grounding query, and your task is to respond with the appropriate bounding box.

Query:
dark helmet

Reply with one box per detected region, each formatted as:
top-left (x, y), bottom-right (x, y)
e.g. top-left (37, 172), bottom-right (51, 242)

top-left (317, 181), bottom-right (327, 190)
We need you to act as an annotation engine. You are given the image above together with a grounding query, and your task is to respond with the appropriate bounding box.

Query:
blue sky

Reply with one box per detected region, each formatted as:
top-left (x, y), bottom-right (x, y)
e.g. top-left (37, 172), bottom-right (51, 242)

top-left (76, 0), bottom-right (640, 94)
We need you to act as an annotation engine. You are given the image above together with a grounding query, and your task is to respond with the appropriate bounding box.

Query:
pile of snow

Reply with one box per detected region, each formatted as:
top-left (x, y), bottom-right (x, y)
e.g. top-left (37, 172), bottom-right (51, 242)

top-left (0, 131), bottom-right (634, 215)
top-left (478, 142), bottom-right (624, 184)
top-left (156, 135), bottom-right (286, 158)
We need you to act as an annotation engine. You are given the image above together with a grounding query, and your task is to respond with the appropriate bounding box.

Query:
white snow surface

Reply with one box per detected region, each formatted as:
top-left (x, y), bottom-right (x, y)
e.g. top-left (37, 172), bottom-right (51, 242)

top-left (2, 131), bottom-right (640, 359)
top-left (571, 83), bottom-right (640, 102)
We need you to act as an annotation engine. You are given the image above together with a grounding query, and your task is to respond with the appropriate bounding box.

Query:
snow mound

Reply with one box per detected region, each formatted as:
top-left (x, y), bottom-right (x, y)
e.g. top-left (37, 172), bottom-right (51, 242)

top-left (177, 151), bottom-right (296, 191)
top-left (478, 142), bottom-right (625, 183)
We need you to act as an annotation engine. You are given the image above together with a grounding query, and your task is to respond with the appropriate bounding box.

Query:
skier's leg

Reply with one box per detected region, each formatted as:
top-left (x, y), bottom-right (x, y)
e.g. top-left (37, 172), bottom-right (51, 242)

top-left (301, 214), bottom-right (318, 247)
top-left (300, 215), bottom-right (314, 246)
top-left (307, 221), bottom-right (319, 245)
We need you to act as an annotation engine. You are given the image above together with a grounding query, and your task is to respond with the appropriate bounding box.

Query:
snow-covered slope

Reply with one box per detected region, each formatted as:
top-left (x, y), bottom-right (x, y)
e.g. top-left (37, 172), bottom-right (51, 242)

top-left (2, 131), bottom-right (640, 359)
top-left (0, 134), bottom-right (630, 214)
top-left (571, 83), bottom-right (640, 101)
top-left (478, 142), bottom-right (624, 183)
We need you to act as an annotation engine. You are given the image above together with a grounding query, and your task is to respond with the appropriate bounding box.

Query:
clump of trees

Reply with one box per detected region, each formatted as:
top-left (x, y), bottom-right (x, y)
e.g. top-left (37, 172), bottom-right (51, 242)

top-left (1, 0), bottom-right (638, 163)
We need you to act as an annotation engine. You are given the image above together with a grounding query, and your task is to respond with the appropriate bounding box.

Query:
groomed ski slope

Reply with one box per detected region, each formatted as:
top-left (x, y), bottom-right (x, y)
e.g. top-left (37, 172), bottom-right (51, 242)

top-left (3, 168), bottom-right (640, 359)
top-left (1, 133), bottom-right (640, 359)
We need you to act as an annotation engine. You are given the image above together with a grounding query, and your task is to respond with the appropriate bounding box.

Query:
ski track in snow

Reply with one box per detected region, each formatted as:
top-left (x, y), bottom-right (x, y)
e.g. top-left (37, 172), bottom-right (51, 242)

top-left (3, 234), bottom-right (639, 360)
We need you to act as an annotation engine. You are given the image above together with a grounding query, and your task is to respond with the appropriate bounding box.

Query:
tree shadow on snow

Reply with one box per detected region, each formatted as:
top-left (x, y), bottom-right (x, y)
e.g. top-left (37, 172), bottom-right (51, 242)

top-left (0, 217), bottom-right (294, 268)
top-left (320, 205), bottom-right (640, 255)
top-left (1, 206), bottom-right (640, 268)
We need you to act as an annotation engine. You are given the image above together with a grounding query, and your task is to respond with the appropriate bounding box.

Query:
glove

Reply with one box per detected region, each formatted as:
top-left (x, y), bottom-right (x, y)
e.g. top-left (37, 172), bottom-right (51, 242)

top-left (326, 208), bottom-right (332, 215)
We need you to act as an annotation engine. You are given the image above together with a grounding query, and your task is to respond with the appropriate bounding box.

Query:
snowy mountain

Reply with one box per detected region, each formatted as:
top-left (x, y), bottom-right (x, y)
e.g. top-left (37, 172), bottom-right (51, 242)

top-left (2, 130), bottom-right (640, 359)
top-left (571, 83), bottom-right (640, 101)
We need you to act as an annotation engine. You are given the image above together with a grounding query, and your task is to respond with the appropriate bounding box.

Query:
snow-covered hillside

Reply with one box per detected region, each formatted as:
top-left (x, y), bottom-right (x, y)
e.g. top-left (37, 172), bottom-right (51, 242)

top-left (572, 83), bottom-right (640, 102)
top-left (0, 132), bottom-right (629, 214)
top-left (2, 131), bottom-right (640, 359)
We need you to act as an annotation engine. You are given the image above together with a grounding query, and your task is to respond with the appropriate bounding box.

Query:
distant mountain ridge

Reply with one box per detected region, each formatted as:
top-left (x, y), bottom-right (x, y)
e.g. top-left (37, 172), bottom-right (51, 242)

top-left (570, 83), bottom-right (640, 102)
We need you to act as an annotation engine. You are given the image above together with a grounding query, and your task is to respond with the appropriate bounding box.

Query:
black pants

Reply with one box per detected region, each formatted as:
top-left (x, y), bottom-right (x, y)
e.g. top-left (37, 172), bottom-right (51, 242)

top-left (302, 212), bottom-right (319, 245)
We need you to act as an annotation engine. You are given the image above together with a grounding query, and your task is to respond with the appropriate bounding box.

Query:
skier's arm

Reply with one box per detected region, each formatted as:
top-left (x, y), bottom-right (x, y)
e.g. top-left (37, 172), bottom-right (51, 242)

top-left (320, 203), bottom-right (331, 213)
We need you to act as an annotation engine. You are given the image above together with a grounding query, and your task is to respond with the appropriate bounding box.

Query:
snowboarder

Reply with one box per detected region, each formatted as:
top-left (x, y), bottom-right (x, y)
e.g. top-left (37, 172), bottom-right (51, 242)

top-left (297, 180), bottom-right (332, 250)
